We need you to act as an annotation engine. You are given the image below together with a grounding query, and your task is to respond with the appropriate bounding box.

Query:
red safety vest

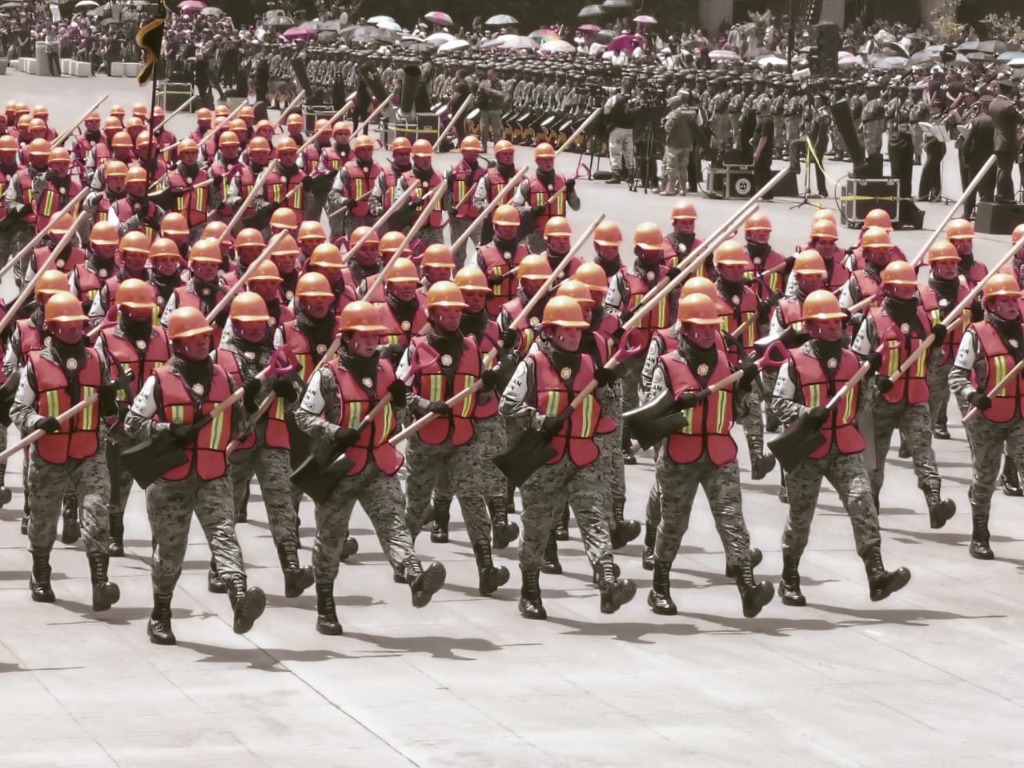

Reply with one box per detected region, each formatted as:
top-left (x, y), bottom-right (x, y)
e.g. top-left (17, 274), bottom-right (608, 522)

top-left (34, 244), bottom-right (85, 275)
top-left (791, 348), bottom-right (865, 458)
top-left (408, 333), bottom-right (481, 446)
top-left (28, 350), bottom-right (102, 464)
top-left (500, 295), bottom-right (544, 357)
top-left (959, 259), bottom-right (988, 288)
top-left (746, 247), bottom-right (787, 300)
top-left (663, 234), bottom-right (704, 271)
top-left (449, 159), bottom-right (485, 219)
top-left (166, 167), bottom-right (210, 228)
top-left (478, 242), bottom-right (529, 318)
top-left (378, 299), bottom-right (428, 348)
top-left (622, 267), bottom-right (672, 345)
top-left (281, 318), bottom-right (342, 383)
top-left (100, 326), bottom-right (170, 399)
top-left (15, 168), bottom-right (38, 227)
top-left (72, 262), bottom-right (107, 310)
top-left (777, 297), bottom-right (803, 333)
top-left (154, 364), bottom-right (234, 481)
top-left (870, 305), bottom-right (932, 405)
top-left (920, 281), bottom-right (971, 364)
top-left (33, 179), bottom-right (82, 234)
top-left (483, 167), bottom-right (515, 205)
top-left (328, 358), bottom-right (403, 476)
top-left (16, 318), bottom-right (44, 363)
top-left (852, 269), bottom-right (882, 305)
top-left (173, 284), bottom-right (226, 347)
top-left (379, 165), bottom-right (401, 209)
top-left (401, 170), bottom-right (444, 228)
top-left (473, 318), bottom-right (502, 420)
top-left (972, 322), bottom-right (1024, 423)
top-left (718, 283), bottom-right (758, 363)
top-left (263, 168), bottom-right (305, 213)
top-left (319, 145), bottom-right (349, 173)
top-left (531, 349), bottom-right (601, 468)
top-left (661, 350), bottom-right (737, 466)
top-left (526, 173), bottom-right (567, 233)
top-left (113, 197), bottom-right (159, 242)
top-left (342, 160), bottom-right (381, 218)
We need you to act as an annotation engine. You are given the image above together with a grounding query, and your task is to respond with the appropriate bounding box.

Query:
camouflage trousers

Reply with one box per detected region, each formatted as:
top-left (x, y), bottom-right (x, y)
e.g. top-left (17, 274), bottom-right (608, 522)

top-left (414, 225), bottom-right (445, 248)
top-left (405, 434), bottom-right (490, 543)
top-left (524, 230), bottom-right (546, 254)
top-left (145, 473), bottom-right (245, 594)
top-left (964, 416), bottom-right (1024, 507)
top-left (448, 217), bottom-right (481, 270)
top-left (783, 447), bottom-right (880, 559)
top-left (927, 361), bottom-right (967, 429)
top-left (870, 399), bottom-right (940, 496)
top-left (8, 227), bottom-right (34, 288)
top-left (229, 445), bottom-right (298, 549)
top-left (435, 414), bottom-right (507, 507)
top-left (26, 452), bottom-right (110, 555)
top-left (520, 456), bottom-right (613, 571)
top-left (313, 463), bottom-right (413, 583)
top-left (738, 385), bottom-right (765, 455)
top-left (105, 440), bottom-right (135, 518)
top-left (343, 214), bottom-right (377, 241)
top-left (662, 146), bottom-right (692, 190)
top-left (654, 453), bottom-right (752, 566)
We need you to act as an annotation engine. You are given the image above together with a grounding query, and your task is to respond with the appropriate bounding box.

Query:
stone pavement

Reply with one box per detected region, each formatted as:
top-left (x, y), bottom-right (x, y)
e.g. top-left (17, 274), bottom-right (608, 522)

top-left (0, 72), bottom-right (1022, 768)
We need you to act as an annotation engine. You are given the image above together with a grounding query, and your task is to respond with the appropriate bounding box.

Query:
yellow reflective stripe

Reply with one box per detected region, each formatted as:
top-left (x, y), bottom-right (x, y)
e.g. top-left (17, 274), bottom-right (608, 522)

top-left (378, 403), bottom-right (395, 445)
top-left (207, 411), bottom-right (227, 449)
top-left (80, 386), bottom-right (97, 430)
top-left (170, 404), bottom-right (186, 423)
top-left (885, 340), bottom-right (900, 376)
top-left (744, 311), bottom-right (757, 347)
top-left (579, 394), bottom-right (596, 437)
top-left (459, 376), bottom-right (476, 416)
top-left (273, 397), bottom-right (286, 419)
top-left (297, 352), bottom-right (311, 382)
top-left (44, 390), bottom-right (60, 419)
top-left (807, 383), bottom-right (823, 408)
top-left (269, 184), bottom-right (282, 203)
top-left (427, 374), bottom-right (444, 401)
top-left (544, 390), bottom-right (563, 417)
top-left (714, 390), bottom-right (729, 433)
top-left (993, 354), bottom-right (1009, 386)
top-left (455, 180), bottom-right (467, 202)
top-left (194, 187), bottom-right (207, 211)
top-left (347, 400), bottom-right (363, 429)
top-left (840, 388), bottom-right (856, 422)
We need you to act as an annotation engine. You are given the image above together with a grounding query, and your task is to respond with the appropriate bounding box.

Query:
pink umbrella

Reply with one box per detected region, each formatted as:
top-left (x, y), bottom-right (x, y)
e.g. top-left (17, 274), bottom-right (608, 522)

top-left (607, 33), bottom-right (645, 53)
top-left (281, 26), bottom-right (316, 41)
top-left (541, 40), bottom-right (576, 54)
top-left (424, 11), bottom-right (453, 26)
top-left (178, 0), bottom-right (206, 11)
top-left (529, 27), bottom-right (560, 43)
top-left (633, 15), bottom-right (657, 25)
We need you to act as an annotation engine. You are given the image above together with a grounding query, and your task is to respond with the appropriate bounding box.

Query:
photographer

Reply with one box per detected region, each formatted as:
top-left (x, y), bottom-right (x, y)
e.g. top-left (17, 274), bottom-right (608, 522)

top-left (603, 76), bottom-right (643, 185)
top-left (660, 91), bottom-right (701, 197)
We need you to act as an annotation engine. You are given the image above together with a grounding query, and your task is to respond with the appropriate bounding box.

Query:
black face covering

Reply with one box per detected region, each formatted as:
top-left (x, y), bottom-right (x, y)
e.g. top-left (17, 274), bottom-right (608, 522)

top-left (173, 355), bottom-right (214, 392)
top-left (297, 309), bottom-right (336, 351)
top-left (991, 313), bottom-right (1024, 361)
top-left (460, 309), bottom-right (488, 341)
top-left (676, 232), bottom-right (696, 251)
top-left (340, 347), bottom-right (379, 379)
top-left (51, 338), bottom-right (86, 371)
top-left (386, 292), bottom-right (419, 322)
top-left (541, 335), bottom-right (581, 379)
top-left (885, 295), bottom-right (918, 324)
top-left (120, 315), bottom-right (152, 340)
top-left (597, 254), bottom-right (621, 277)
top-left (746, 241), bottom-right (770, 260)
top-left (811, 338), bottom-right (844, 364)
top-left (425, 325), bottom-right (464, 360)
top-left (680, 336), bottom-right (718, 372)
top-left (929, 274), bottom-right (960, 307)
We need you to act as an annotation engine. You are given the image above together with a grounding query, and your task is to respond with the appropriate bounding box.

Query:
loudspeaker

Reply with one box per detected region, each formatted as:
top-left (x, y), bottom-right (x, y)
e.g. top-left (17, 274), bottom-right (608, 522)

top-left (840, 178), bottom-right (900, 228)
top-left (705, 166), bottom-right (755, 199)
top-left (975, 202), bottom-right (1024, 235)
top-left (809, 23), bottom-right (840, 75)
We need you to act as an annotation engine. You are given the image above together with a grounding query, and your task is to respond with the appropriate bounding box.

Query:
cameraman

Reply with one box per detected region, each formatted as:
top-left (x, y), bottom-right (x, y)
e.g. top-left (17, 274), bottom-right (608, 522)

top-left (603, 75), bottom-right (642, 184)
top-left (660, 91), bottom-right (700, 196)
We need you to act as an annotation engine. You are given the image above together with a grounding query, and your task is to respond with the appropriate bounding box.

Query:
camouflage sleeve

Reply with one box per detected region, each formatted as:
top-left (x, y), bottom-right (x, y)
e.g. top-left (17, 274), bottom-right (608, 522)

top-left (770, 359), bottom-right (806, 424)
top-left (293, 367), bottom-right (343, 445)
top-left (639, 336), bottom-right (665, 403)
top-left (10, 363), bottom-right (43, 434)
top-left (851, 313), bottom-right (877, 359)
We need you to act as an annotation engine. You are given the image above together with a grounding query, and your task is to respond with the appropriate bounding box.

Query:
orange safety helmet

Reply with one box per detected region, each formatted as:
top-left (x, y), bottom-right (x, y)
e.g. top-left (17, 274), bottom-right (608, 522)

top-left (460, 135), bottom-right (483, 153)
top-left (270, 208), bottom-right (299, 232)
top-left (534, 142), bottom-right (556, 159)
top-left (679, 275), bottom-right (718, 302)
top-left (28, 138), bottom-right (51, 157)
top-left (881, 261), bottom-right (917, 286)
top-left (89, 221), bottom-right (119, 247)
top-left (202, 221), bottom-right (232, 245)
top-left (49, 213), bottom-right (74, 236)
top-left (111, 131), bottom-right (133, 150)
top-left (235, 228), bottom-right (266, 251)
top-left (454, 265), bottom-right (491, 294)
top-left (0, 135), bottom-right (17, 153)
top-left (633, 221), bottom-right (664, 250)
top-left (574, 262), bottom-right (609, 293)
top-left (544, 216), bottom-right (572, 239)
top-left (276, 137), bottom-right (298, 155)
top-left (35, 269), bottom-right (70, 296)
top-left (104, 160), bottom-right (128, 179)
top-left (676, 294), bottom-right (721, 325)
top-left (177, 138), bottom-right (199, 157)
top-left (744, 212), bottom-right (772, 232)
top-left (196, 107), bottom-right (213, 123)
top-left (272, 234), bottom-right (301, 257)
top-left (247, 261), bottom-right (283, 283)
top-left (542, 295), bottom-right (589, 327)
top-left (119, 231), bottom-right (151, 254)
top-left (927, 241), bottom-right (960, 264)
top-left (296, 272), bottom-right (335, 298)
top-left (149, 238), bottom-right (182, 261)
top-left (860, 226), bottom-right (892, 249)
top-left (160, 212), bottom-right (189, 238)
top-left (946, 218), bottom-right (975, 240)
top-left (864, 208), bottom-right (893, 231)
top-left (167, 306), bottom-right (213, 339)
top-left (248, 136), bottom-right (271, 159)
top-left (554, 279), bottom-right (595, 307)
top-left (350, 226), bottom-right (380, 247)
top-left (352, 134), bottom-right (375, 152)
top-left (309, 243), bottom-right (344, 268)
top-left (297, 220), bottom-right (327, 243)
top-left (116, 278), bottom-right (156, 309)
top-left (379, 231), bottom-right (408, 257)
top-left (386, 257), bottom-right (420, 284)
top-left (44, 291), bottom-right (88, 324)
top-left (218, 130), bottom-right (240, 148)
top-left (426, 280), bottom-right (468, 308)
top-left (229, 292), bottom-right (271, 322)
top-left (188, 238), bottom-right (223, 263)
top-left (390, 136), bottom-right (412, 153)
top-left (125, 167), bottom-right (149, 187)
top-left (494, 139), bottom-right (515, 158)
top-left (421, 244), bottom-right (456, 269)
top-left (339, 301), bottom-right (387, 332)
top-left (492, 204), bottom-right (521, 228)
top-left (713, 240), bottom-right (751, 267)
top-left (411, 139), bottom-right (434, 157)
top-left (983, 273), bottom-right (1022, 301)
top-left (518, 253), bottom-right (553, 281)
top-left (812, 208), bottom-right (837, 224)
top-left (671, 200), bottom-right (698, 220)
top-left (801, 289), bottom-right (847, 321)
top-left (593, 220), bottom-right (624, 247)
top-left (48, 147), bottom-right (72, 167)
top-left (809, 218), bottom-right (839, 241)
top-left (792, 250), bottom-right (827, 275)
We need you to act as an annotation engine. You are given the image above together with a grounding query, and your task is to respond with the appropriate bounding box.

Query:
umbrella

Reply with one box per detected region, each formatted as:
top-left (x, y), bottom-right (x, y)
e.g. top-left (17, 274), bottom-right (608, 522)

top-left (541, 40), bottom-right (576, 54)
top-left (838, 52), bottom-right (864, 68)
top-left (959, 40), bottom-right (1016, 54)
top-left (869, 55), bottom-right (908, 70)
top-left (481, 34), bottom-right (538, 50)
top-left (595, 29), bottom-right (615, 45)
top-left (86, 6), bottom-right (106, 16)
top-left (401, 39), bottom-right (436, 54)
top-left (366, 15), bottom-right (395, 24)
top-left (757, 54), bottom-right (787, 69)
top-left (602, 0), bottom-right (633, 8)
top-left (485, 14), bottom-right (518, 26)
top-left (425, 32), bottom-right (455, 44)
top-left (265, 9), bottom-right (286, 19)
top-left (267, 15), bottom-right (294, 27)
top-left (578, 5), bottom-right (605, 19)
top-left (965, 51), bottom-right (995, 62)
top-left (1007, 58), bottom-right (1024, 68)
top-left (74, 0), bottom-right (99, 8)
top-left (997, 51), bottom-right (1024, 62)
top-left (199, 6), bottom-right (224, 16)
top-left (438, 38), bottom-right (470, 52)
top-left (375, 19), bottom-right (402, 32)
top-left (99, 17), bottom-right (118, 25)
top-left (633, 14), bottom-right (656, 24)
top-left (178, 0), bottom-right (206, 10)
top-left (607, 34), bottom-right (644, 53)
top-left (529, 28), bottom-right (560, 43)
top-left (424, 11), bottom-right (453, 26)
top-left (577, 23), bottom-right (602, 32)
top-left (339, 24), bottom-right (399, 44)
top-left (708, 49), bottom-right (740, 62)
top-left (281, 26), bottom-right (316, 41)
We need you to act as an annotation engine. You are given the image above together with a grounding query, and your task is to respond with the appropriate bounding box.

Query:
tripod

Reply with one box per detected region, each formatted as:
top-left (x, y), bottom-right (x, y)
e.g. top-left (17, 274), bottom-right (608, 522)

top-left (790, 137), bottom-right (824, 211)
top-left (629, 121), bottom-right (658, 194)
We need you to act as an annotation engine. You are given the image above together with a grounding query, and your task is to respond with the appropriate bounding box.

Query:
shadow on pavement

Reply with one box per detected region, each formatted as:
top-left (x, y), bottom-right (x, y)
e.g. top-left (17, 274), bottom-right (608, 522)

top-left (176, 640), bottom-right (362, 669)
top-left (343, 631), bottom-right (506, 660)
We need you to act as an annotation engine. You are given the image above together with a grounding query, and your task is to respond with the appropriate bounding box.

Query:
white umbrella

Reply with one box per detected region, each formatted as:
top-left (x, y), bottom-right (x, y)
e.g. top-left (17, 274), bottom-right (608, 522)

top-left (481, 34), bottom-right (539, 50)
top-left (74, 0), bottom-right (99, 8)
top-left (757, 54), bottom-right (787, 69)
top-left (366, 15), bottom-right (395, 24)
top-left (375, 19), bottom-right (402, 32)
top-left (438, 39), bottom-right (470, 52)
top-left (425, 32), bottom-right (456, 44)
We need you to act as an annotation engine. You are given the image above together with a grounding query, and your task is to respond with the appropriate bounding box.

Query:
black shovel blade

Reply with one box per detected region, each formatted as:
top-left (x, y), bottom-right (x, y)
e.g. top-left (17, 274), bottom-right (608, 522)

top-left (767, 413), bottom-right (826, 472)
top-left (285, 411), bottom-right (311, 471)
top-left (120, 431), bottom-right (188, 489)
top-left (289, 446), bottom-right (355, 506)
top-left (624, 389), bottom-right (684, 450)
top-left (492, 430), bottom-right (557, 486)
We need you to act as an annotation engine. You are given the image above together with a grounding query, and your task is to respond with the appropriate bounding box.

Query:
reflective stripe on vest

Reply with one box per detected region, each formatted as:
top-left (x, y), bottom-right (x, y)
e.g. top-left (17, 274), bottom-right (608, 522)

top-left (532, 350), bottom-right (601, 468)
top-left (329, 359), bottom-right (403, 476)
top-left (155, 365), bottom-right (233, 481)
top-left (29, 350), bottom-right (102, 464)
top-left (791, 349), bottom-right (865, 458)
top-left (411, 335), bottom-right (480, 446)
top-left (973, 322), bottom-right (1024, 423)
top-left (661, 351), bottom-right (737, 467)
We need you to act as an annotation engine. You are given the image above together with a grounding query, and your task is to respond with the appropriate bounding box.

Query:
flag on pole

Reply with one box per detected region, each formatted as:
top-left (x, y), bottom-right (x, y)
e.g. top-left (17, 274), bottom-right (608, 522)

top-left (136, 0), bottom-right (176, 85)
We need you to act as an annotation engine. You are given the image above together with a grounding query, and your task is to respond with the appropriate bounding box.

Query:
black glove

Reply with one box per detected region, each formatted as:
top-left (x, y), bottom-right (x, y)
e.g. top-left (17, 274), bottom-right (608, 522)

top-left (618, 308), bottom-right (634, 325)
top-left (331, 426), bottom-right (360, 450)
top-left (970, 302), bottom-right (984, 323)
top-left (243, 378), bottom-right (262, 412)
top-left (272, 379), bottom-right (297, 402)
top-left (779, 325), bottom-right (809, 348)
top-left (344, 198), bottom-right (358, 209)
top-left (388, 378), bottom-right (408, 408)
top-left (866, 352), bottom-right (883, 374)
top-left (530, 204), bottom-right (546, 217)
top-left (385, 342), bottom-right (406, 364)
top-left (666, 266), bottom-right (681, 281)
top-left (564, 178), bottom-right (575, 194)
top-left (500, 327), bottom-right (518, 349)
top-left (876, 376), bottom-right (894, 394)
top-left (539, 413), bottom-right (565, 438)
top-left (480, 368), bottom-right (502, 391)
top-left (784, 254), bottom-right (796, 272)
top-left (738, 360), bottom-right (759, 387)
top-left (168, 422), bottom-right (198, 444)
top-left (426, 401), bottom-right (451, 416)
top-left (487, 272), bottom-right (507, 286)
top-left (99, 382), bottom-right (119, 417)
top-left (594, 367), bottom-right (618, 387)
top-left (37, 416), bottom-right (61, 434)
top-left (674, 391), bottom-right (705, 410)
top-left (968, 391), bottom-right (992, 411)
top-left (931, 323), bottom-right (947, 345)
top-left (807, 406), bottom-right (829, 425)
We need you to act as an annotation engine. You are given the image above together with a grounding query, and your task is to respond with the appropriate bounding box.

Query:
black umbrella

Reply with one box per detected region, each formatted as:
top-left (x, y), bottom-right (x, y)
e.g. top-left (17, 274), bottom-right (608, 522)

top-left (959, 40), bottom-right (1017, 55)
top-left (602, 0), bottom-right (633, 9)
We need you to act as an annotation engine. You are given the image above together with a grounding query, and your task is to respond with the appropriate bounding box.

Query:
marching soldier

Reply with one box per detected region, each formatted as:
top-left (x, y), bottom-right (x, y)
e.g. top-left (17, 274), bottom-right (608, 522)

top-left (70, 221), bottom-right (123, 319)
top-left (161, 138), bottom-right (211, 241)
top-left (472, 139), bottom-right (519, 245)
top-left (32, 147), bottom-right (82, 235)
top-left (12, 291), bottom-right (121, 611)
top-left (160, 238), bottom-right (229, 348)
top-left (945, 218), bottom-right (988, 288)
top-left (511, 142), bottom-right (581, 253)
top-left (475, 204), bottom-right (529, 318)
top-left (742, 212), bottom-right (787, 309)
top-left (395, 140), bottom-right (446, 247)
top-left (446, 136), bottom-right (487, 269)
top-left (327, 134), bottom-right (381, 241)
top-left (124, 306), bottom-right (267, 645)
top-left (771, 289), bottom-right (912, 605)
top-left (501, 295), bottom-right (636, 619)
top-left (839, 226), bottom-right (893, 316)
top-left (293, 301), bottom-right (447, 635)
top-left (663, 200), bottom-right (704, 272)
top-left (368, 137), bottom-right (412, 220)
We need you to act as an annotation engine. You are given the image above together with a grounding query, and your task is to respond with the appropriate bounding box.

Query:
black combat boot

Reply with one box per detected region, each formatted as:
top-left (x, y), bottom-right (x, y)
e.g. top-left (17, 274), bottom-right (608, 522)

top-left (430, 496), bottom-right (451, 544)
top-left (108, 513), bottom-right (125, 557)
top-left (778, 471), bottom-right (788, 503)
top-left (487, 496), bottom-right (519, 549)
top-left (1001, 455), bottom-right (1022, 497)
top-left (315, 581), bottom-right (343, 636)
top-left (404, 556), bottom-right (446, 608)
top-left (473, 539), bottom-right (510, 596)
top-left (609, 497), bottom-right (641, 549)
top-left (147, 594), bottom-right (176, 645)
top-left (540, 532), bottom-right (562, 574)
top-left (735, 560), bottom-right (774, 618)
top-left (641, 523), bottom-right (655, 571)
top-left (227, 574), bottom-right (266, 634)
top-left (862, 546), bottom-right (911, 601)
top-left (338, 536), bottom-right (359, 561)
top-left (518, 567), bottom-right (546, 620)
top-left (778, 554), bottom-right (806, 606)
top-left (923, 484), bottom-right (956, 529)
top-left (207, 556), bottom-right (226, 593)
top-left (647, 560), bottom-right (677, 615)
top-left (236, 484), bottom-right (249, 523)
top-left (0, 462), bottom-right (11, 506)
top-left (932, 417), bottom-right (950, 440)
top-left (748, 437), bottom-right (777, 481)
top-left (278, 542), bottom-right (314, 598)
top-left (87, 552), bottom-right (121, 612)
top-left (60, 494), bottom-right (80, 545)
top-left (596, 559), bottom-right (637, 615)
top-left (591, 560), bottom-right (620, 584)
top-left (898, 434), bottom-right (911, 459)
top-left (554, 503), bottom-right (570, 541)
top-left (29, 548), bottom-right (55, 603)
top-left (969, 501), bottom-right (994, 560)
top-left (725, 548), bottom-right (763, 578)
